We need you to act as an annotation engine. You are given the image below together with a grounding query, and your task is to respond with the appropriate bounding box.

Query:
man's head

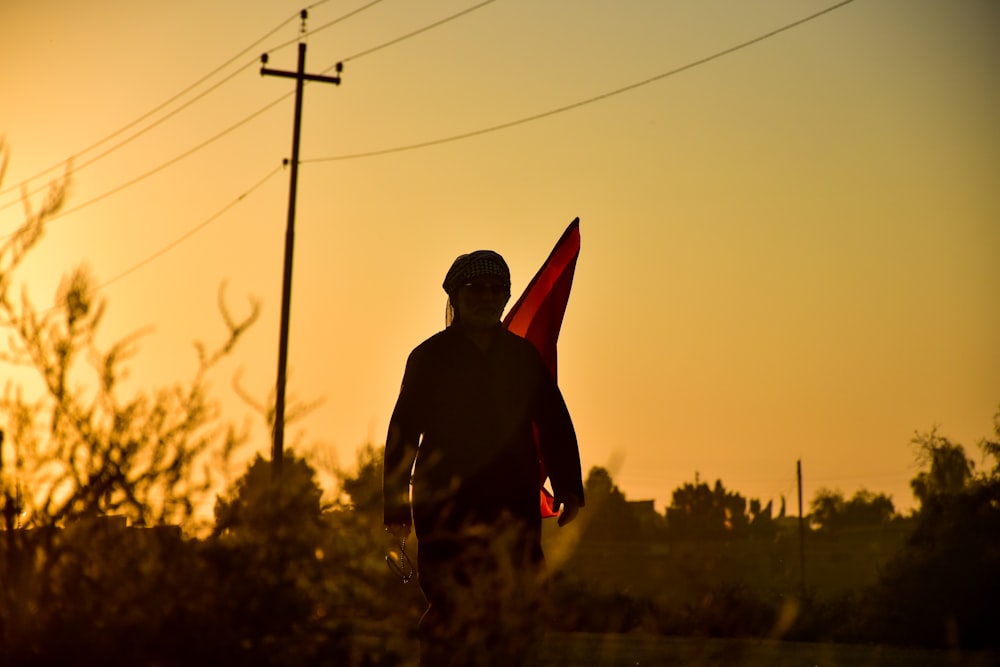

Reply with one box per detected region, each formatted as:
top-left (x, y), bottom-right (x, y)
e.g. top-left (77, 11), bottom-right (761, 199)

top-left (443, 250), bottom-right (511, 328)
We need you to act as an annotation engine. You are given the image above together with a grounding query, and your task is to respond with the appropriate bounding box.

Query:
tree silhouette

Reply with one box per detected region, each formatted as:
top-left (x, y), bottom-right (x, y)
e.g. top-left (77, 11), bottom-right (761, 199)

top-left (809, 488), bottom-right (895, 531)
top-left (579, 466), bottom-right (642, 541)
top-left (0, 143), bottom-right (259, 529)
top-left (213, 452), bottom-right (325, 539)
top-left (335, 441), bottom-right (383, 514)
top-left (910, 427), bottom-right (974, 508)
top-left (862, 417), bottom-right (1000, 649)
top-left (666, 477), bottom-right (751, 538)
top-left (979, 404), bottom-right (1000, 477)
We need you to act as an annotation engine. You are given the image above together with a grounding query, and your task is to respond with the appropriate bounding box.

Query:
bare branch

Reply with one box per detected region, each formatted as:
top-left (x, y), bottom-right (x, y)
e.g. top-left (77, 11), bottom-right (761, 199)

top-left (0, 149), bottom-right (255, 530)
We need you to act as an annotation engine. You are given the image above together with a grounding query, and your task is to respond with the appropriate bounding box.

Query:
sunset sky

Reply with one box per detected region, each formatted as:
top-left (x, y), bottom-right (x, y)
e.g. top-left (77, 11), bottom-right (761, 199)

top-left (1, 0), bottom-right (998, 516)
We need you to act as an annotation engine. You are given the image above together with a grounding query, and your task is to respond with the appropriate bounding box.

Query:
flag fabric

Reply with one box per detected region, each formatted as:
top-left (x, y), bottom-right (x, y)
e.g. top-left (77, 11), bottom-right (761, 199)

top-left (502, 217), bottom-right (581, 518)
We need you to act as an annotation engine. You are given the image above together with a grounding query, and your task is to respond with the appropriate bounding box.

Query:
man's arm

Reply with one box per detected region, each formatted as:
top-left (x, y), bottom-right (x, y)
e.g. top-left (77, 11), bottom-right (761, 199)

top-left (383, 348), bottom-right (425, 531)
top-left (383, 420), bottom-right (417, 531)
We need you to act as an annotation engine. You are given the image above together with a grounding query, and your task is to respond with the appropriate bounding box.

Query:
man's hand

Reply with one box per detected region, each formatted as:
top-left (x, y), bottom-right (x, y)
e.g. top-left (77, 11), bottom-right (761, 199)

top-left (385, 522), bottom-right (412, 539)
top-left (555, 495), bottom-right (581, 527)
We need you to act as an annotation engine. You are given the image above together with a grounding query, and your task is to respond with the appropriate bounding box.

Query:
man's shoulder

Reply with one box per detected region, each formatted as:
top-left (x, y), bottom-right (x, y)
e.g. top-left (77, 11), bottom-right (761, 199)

top-left (410, 326), bottom-right (537, 356)
top-left (409, 328), bottom-right (457, 359)
top-left (496, 328), bottom-right (532, 348)
top-left (495, 329), bottom-right (545, 363)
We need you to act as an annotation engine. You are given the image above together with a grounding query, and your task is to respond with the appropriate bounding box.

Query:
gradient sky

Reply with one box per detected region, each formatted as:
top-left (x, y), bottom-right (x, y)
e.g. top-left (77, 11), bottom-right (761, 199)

top-left (2, 0), bottom-right (998, 515)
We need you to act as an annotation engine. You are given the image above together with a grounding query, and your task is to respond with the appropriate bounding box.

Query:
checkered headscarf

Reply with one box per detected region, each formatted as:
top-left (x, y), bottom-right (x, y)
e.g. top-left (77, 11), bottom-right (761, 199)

top-left (442, 250), bottom-right (510, 296)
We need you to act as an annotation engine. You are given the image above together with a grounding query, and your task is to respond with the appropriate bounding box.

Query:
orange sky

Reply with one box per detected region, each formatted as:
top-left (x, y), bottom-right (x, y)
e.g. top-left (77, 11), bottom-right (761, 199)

top-left (2, 0), bottom-right (999, 515)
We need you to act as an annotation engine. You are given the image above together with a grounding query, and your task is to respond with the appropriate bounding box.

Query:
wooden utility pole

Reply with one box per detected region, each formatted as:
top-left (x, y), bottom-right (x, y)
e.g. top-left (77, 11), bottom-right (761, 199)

top-left (261, 10), bottom-right (342, 479)
top-left (797, 459), bottom-right (806, 598)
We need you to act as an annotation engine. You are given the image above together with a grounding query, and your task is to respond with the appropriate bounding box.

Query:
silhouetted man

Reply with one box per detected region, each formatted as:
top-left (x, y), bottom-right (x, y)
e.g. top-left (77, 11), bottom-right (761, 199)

top-left (384, 250), bottom-right (584, 667)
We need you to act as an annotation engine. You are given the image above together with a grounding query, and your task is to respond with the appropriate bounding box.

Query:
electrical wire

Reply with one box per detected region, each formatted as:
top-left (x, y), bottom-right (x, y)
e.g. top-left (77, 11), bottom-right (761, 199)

top-left (0, 0), bottom-right (397, 218)
top-left (95, 162), bottom-right (285, 290)
top-left (335, 0), bottom-right (497, 65)
top-left (2, 0), bottom-right (503, 231)
top-left (0, 10), bottom-right (307, 202)
top-left (0, 62), bottom-right (261, 216)
top-left (4, 0), bottom-right (853, 249)
top-left (56, 0), bottom-right (499, 293)
top-left (0, 0), bottom-right (387, 212)
top-left (0, 94), bottom-right (292, 239)
top-left (303, 0), bottom-right (857, 163)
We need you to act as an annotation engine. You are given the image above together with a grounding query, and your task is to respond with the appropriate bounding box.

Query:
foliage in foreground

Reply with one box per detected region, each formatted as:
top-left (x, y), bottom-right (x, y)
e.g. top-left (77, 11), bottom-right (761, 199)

top-left (0, 143), bottom-right (258, 531)
top-left (0, 449), bottom-right (424, 667)
top-left (3, 431), bottom-right (999, 663)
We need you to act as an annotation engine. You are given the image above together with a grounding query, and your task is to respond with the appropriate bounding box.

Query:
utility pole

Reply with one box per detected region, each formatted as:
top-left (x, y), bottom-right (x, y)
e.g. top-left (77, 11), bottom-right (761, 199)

top-left (797, 459), bottom-right (806, 599)
top-left (261, 10), bottom-right (342, 480)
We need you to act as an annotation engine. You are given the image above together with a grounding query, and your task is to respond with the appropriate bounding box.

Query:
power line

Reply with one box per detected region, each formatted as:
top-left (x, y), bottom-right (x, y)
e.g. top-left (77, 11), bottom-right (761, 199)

top-left (2, 0), bottom-right (852, 238)
top-left (0, 62), bottom-right (261, 216)
top-left (808, 471), bottom-right (917, 485)
top-left (0, 9), bottom-right (306, 202)
top-left (0, 0), bottom-right (401, 222)
top-left (96, 162), bottom-right (285, 291)
top-left (336, 0), bottom-right (498, 65)
top-left (1, 0), bottom-right (503, 231)
top-left (0, 94), bottom-right (290, 242)
top-left (0, 0), bottom-right (389, 210)
top-left (303, 0), bottom-right (857, 163)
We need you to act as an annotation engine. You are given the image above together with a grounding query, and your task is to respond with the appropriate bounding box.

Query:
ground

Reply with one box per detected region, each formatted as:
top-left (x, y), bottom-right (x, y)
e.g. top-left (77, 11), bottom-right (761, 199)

top-left (537, 634), bottom-right (999, 667)
top-left (393, 633), bottom-right (1000, 667)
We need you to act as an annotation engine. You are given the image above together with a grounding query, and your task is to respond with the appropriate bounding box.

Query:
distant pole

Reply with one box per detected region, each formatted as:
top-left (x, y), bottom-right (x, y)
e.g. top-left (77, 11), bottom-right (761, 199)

top-left (260, 10), bottom-right (342, 480)
top-left (797, 459), bottom-right (806, 598)
top-left (1, 430), bottom-right (14, 538)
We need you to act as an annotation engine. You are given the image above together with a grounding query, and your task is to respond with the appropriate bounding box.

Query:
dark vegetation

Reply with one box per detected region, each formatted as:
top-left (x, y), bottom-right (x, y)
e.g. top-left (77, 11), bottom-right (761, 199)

top-left (546, 423), bottom-right (1000, 652)
top-left (1, 147), bottom-right (998, 664)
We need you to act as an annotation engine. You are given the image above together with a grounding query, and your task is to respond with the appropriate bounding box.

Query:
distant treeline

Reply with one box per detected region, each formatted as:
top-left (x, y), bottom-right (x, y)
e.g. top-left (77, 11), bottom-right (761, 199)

top-left (546, 421), bottom-right (1000, 651)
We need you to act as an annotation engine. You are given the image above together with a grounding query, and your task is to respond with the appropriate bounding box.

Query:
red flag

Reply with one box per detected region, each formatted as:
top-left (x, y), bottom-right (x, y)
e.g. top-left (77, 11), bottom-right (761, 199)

top-left (503, 218), bottom-right (581, 518)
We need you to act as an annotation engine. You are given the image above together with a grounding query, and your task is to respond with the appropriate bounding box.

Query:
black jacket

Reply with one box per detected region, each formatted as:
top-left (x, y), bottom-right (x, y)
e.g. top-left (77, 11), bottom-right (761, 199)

top-left (383, 325), bottom-right (584, 536)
